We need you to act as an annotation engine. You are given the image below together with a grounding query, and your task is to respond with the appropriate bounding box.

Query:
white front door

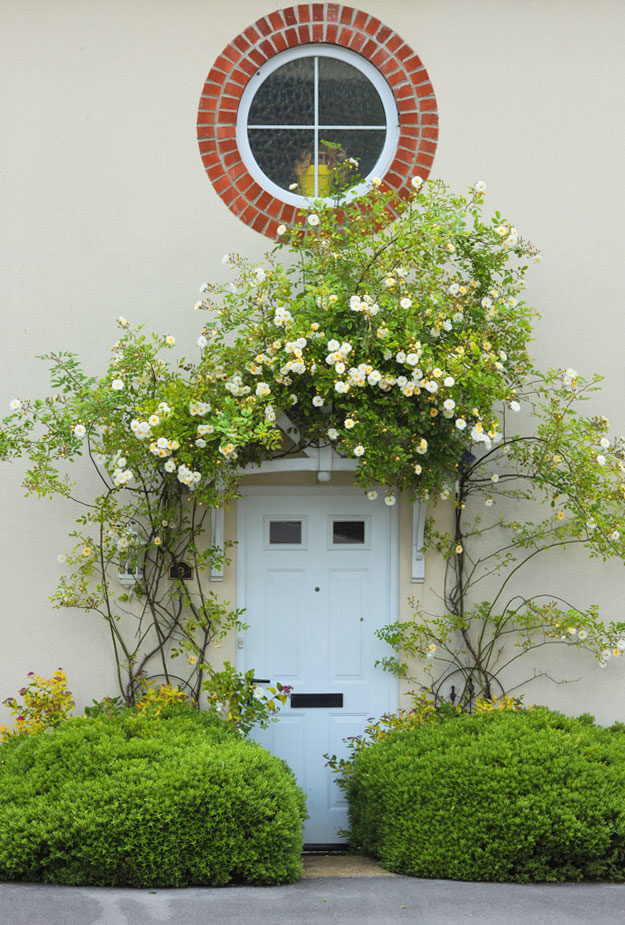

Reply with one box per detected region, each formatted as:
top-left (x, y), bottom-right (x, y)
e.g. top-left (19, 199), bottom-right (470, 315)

top-left (237, 487), bottom-right (398, 845)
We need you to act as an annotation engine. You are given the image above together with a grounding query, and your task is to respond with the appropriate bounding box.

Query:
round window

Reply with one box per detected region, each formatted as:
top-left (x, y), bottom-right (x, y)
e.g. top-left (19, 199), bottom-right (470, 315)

top-left (197, 5), bottom-right (439, 237)
top-left (236, 45), bottom-right (399, 206)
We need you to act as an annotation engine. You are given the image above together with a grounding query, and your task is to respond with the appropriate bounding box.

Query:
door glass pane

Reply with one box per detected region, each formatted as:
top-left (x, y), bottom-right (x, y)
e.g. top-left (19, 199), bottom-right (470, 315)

top-left (248, 128), bottom-right (315, 193)
top-left (333, 520), bottom-right (366, 545)
top-left (249, 58), bottom-right (315, 125)
top-left (318, 57), bottom-right (385, 126)
top-left (269, 520), bottom-right (302, 545)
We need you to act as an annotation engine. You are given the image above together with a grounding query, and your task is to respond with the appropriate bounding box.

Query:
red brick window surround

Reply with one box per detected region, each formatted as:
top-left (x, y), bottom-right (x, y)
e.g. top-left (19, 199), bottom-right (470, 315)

top-left (197, 4), bottom-right (438, 238)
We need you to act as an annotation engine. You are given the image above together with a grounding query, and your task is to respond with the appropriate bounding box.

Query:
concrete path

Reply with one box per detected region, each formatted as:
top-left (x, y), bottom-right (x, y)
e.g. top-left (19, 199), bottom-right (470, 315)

top-left (1, 856), bottom-right (625, 925)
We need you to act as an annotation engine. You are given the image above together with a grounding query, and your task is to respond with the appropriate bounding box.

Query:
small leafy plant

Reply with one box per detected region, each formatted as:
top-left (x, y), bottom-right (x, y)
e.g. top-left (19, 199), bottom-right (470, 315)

top-left (0, 669), bottom-right (74, 743)
top-left (201, 661), bottom-right (292, 735)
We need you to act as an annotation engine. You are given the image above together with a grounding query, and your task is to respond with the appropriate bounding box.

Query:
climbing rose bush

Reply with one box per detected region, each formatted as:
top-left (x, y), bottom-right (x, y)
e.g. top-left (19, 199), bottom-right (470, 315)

top-left (0, 177), bottom-right (543, 701)
top-left (196, 177), bottom-right (539, 499)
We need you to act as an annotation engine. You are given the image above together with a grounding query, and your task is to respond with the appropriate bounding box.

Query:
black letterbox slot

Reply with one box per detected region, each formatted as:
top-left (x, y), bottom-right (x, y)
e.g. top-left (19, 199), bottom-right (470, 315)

top-left (290, 693), bottom-right (343, 708)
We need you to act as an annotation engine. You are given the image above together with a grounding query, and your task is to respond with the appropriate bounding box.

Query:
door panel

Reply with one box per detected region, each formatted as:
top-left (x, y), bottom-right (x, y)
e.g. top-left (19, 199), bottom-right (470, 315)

top-left (239, 490), bottom-right (397, 844)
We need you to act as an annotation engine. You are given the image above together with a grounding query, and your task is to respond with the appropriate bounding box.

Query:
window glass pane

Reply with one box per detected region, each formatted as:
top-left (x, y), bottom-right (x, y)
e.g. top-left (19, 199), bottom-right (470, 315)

top-left (269, 520), bottom-right (302, 544)
top-left (318, 57), bottom-right (385, 126)
top-left (249, 58), bottom-right (315, 125)
top-left (248, 129), bottom-right (315, 193)
top-left (333, 521), bottom-right (366, 544)
top-left (318, 130), bottom-right (386, 181)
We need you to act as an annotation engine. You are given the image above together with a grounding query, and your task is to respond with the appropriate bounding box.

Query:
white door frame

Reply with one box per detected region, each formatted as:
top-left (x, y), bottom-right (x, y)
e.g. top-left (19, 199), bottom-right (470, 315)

top-left (235, 485), bottom-right (399, 678)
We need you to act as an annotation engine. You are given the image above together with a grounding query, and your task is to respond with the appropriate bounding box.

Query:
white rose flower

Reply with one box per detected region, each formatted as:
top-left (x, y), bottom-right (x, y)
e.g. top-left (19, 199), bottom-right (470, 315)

top-left (9, 399), bottom-right (21, 411)
top-left (165, 335), bottom-right (176, 345)
top-left (400, 297), bottom-right (412, 309)
top-left (344, 419), bottom-right (355, 429)
top-left (354, 445), bottom-right (365, 457)
top-left (312, 396), bottom-right (324, 407)
top-left (443, 399), bottom-right (455, 411)
top-left (596, 455), bottom-right (606, 466)
top-left (474, 180), bottom-right (487, 193)
top-left (327, 428), bottom-right (339, 440)
top-left (509, 400), bottom-right (521, 412)
top-left (74, 424), bottom-right (86, 438)
top-left (443, 376), bottom-right (455, 388)
top-left (367, 489), bottom-right (378, 500)
top-left (197, 335), bottom-right (208, 349)
top-left (307, 214), bottom-right (320, 227)
top-left (117, 316), bottom-right (129, 327)
top-left (111, 379), bottom-right (124, 391)
top-left (164, 459), bottom-right (176, 472)
top-left (411, 176), bottom-right (423, 189)
top-left (255, 268), bottom-right (266, 283)
top-left (455, 418), bottom-right (467, 431)
top-left (384, 494), bottom-right (396, 506)
top-left (276, 224), bottom-right (287, 236)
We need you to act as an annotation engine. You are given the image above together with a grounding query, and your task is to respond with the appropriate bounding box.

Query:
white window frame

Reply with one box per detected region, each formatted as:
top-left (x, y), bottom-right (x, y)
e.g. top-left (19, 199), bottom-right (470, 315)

top-left (236, 44), bottom-right (400, 208)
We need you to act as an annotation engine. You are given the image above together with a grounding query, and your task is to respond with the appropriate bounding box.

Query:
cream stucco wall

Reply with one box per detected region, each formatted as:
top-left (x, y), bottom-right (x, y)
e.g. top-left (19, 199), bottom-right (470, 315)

top-left (1, 0), bottom-right (625, 724)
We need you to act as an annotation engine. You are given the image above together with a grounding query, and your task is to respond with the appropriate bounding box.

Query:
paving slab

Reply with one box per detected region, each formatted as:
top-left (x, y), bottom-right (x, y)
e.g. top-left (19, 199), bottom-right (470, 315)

top-left (302, 853), bottom-right (394, 877)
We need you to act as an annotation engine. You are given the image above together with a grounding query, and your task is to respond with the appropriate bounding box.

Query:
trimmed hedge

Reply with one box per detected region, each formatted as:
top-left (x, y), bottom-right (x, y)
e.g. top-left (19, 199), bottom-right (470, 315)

top-left (0, 706), bottom-right (306, 887)
top-left (348, 707), bottom-right (625, 882)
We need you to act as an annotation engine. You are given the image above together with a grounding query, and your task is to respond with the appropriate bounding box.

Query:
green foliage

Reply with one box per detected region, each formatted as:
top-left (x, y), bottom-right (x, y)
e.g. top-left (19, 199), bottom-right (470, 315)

top-left (201, 661), bottom-right (291, 735)
top-left (347, 707), bottom-right (625, 882)
top-left (83, 695), bottom-right (126, 718)
top-left (0, 669), bottom-right (74, 743)
top-left (0, 707), bottom-right (306, 887)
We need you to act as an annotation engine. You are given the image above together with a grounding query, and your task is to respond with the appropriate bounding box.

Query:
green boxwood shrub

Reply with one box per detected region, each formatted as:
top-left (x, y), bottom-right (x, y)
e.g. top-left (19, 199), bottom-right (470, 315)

top-left (0, 706), bottom-right (306, 887)
top-left (347, 707), bottom-right (625, 882)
